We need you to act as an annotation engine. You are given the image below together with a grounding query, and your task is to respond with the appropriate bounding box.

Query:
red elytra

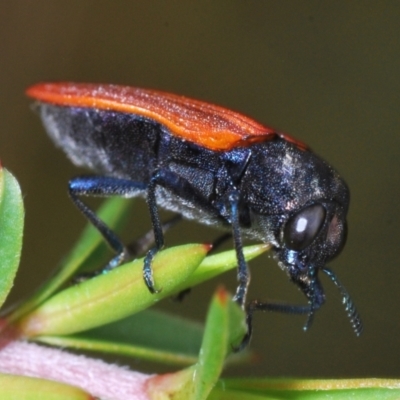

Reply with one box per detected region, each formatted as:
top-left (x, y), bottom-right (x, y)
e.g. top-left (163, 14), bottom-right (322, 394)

top-left (26, 82), bottom-right (307, 152)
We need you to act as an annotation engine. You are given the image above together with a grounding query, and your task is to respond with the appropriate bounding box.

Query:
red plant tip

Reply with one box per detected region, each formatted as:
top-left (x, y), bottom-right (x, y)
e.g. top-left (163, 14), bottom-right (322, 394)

top-left (0, 159), bottom-right (3, 169)
top-left (203, 243), bottom-right (213, 253)
top-left (0, 320), bottom-right (21, 350)
top-left (215, 285), bottom-right (229, 305)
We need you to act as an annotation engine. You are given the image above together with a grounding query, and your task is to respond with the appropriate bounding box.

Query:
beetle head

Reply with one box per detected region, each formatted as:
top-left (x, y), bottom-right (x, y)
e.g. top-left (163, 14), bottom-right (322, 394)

top-left (274, 200), bottom-right (348, 315)
top-left (243, 140), bottom-right (359, 329)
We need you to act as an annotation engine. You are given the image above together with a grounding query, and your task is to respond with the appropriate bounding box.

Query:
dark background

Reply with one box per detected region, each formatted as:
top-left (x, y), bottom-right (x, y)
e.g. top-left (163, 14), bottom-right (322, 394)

top-left (1, 1), bottom-right (399, 378)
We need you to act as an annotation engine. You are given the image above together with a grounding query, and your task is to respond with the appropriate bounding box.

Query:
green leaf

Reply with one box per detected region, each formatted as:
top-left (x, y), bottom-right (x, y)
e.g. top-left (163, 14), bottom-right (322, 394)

top-left (36, 306), bottom-right (251, 367)
top-left (84, 309), bottom-right (204, 354)
top-left (208, 389), bottom-right (272, 400)
top-left (176, 243), bottom-right (269, 293)
top-left (215, 377), bottom-right (400, 399)
top-left (186, 288), bottom-right (247, 400)
top-left (37, 309), bottom-right (203, 366)
top-left (146, 287), bottom-right (247, 400)
top-left (0, 373), bottom-right (93, 400)
top-left (0, 168), bottom-right (24, 308)
top-left (7, 197), bottom-right (130, 322)
top-left (38, 334), bottom-right (199, 366)
top-left (27, 243), bottom-right (263, 366)
top-left (18, 244), bottom-right (209, 337)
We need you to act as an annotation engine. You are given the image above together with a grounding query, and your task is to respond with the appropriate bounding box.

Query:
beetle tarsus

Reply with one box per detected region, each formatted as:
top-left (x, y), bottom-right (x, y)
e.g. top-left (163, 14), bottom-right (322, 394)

top-left (143, 247), bottom-right (163, 294)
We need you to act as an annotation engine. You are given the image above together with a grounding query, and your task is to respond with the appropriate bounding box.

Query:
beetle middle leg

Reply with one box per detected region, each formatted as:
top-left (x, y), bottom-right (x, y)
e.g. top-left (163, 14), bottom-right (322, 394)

top-left (127, 214), bottom-right (182, 257)
top-left (142, 173), bottom-right (164, 293)
top-left (227, 190), bottom-right (251, 309)
top-left (142, 168), bottom-right (218, 293)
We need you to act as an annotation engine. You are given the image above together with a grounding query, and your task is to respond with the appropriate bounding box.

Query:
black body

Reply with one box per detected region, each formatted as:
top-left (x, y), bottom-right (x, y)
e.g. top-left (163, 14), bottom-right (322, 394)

top-left (36, 103), bottom-right (362, 342)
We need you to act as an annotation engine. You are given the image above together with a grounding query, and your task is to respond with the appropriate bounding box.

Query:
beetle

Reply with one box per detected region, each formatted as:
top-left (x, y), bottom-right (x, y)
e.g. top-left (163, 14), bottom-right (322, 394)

top-left (26, 82), bottom-right (362, 343)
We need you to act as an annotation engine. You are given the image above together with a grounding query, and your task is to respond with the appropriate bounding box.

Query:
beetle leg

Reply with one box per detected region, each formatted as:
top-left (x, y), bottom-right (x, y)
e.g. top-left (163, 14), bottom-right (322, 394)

top-left (69, 175), bottom-right (146, 272)
top-left (127, 214), bottom-right (182, 257)
top-left (228, 191), bottom-right (250, 309)
top-left (142, 168), bottom-right (219, 293)
top-left (142, 172), bottom-right (165, 294)
top-left (235, 299), bottom-right (312, 351)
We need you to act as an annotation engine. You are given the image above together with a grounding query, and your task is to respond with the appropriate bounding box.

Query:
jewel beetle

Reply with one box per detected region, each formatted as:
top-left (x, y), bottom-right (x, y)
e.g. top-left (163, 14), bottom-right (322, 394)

top-left (26, 82), bottom-right (362, 343)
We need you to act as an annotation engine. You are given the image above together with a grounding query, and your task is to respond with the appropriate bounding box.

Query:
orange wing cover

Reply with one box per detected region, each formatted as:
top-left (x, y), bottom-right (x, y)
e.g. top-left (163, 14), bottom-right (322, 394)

top-left (26, 82), bottom-right (305, 151)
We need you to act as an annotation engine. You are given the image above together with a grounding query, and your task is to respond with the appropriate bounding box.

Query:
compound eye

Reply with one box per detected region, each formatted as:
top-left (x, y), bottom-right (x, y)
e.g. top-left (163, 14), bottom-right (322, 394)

top-left (284, 204), bottom-right (326, 251)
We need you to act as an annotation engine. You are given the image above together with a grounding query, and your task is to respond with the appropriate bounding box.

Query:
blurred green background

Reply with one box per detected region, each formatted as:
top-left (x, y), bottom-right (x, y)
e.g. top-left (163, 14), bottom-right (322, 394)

top-left (1, 1), bottom-right (399, 378)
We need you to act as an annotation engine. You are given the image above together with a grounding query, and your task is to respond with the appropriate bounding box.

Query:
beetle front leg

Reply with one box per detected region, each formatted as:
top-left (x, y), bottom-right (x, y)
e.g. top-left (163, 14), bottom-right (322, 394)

top-left (69, 175), bottom-right (146, 273)
top-left (235, 299), bottom-right (312, 351)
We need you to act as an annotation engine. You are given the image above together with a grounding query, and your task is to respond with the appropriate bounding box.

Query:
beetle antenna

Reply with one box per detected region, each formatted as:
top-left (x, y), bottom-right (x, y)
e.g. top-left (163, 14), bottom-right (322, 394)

top-left (321, 267), bottom-right (363, 336)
